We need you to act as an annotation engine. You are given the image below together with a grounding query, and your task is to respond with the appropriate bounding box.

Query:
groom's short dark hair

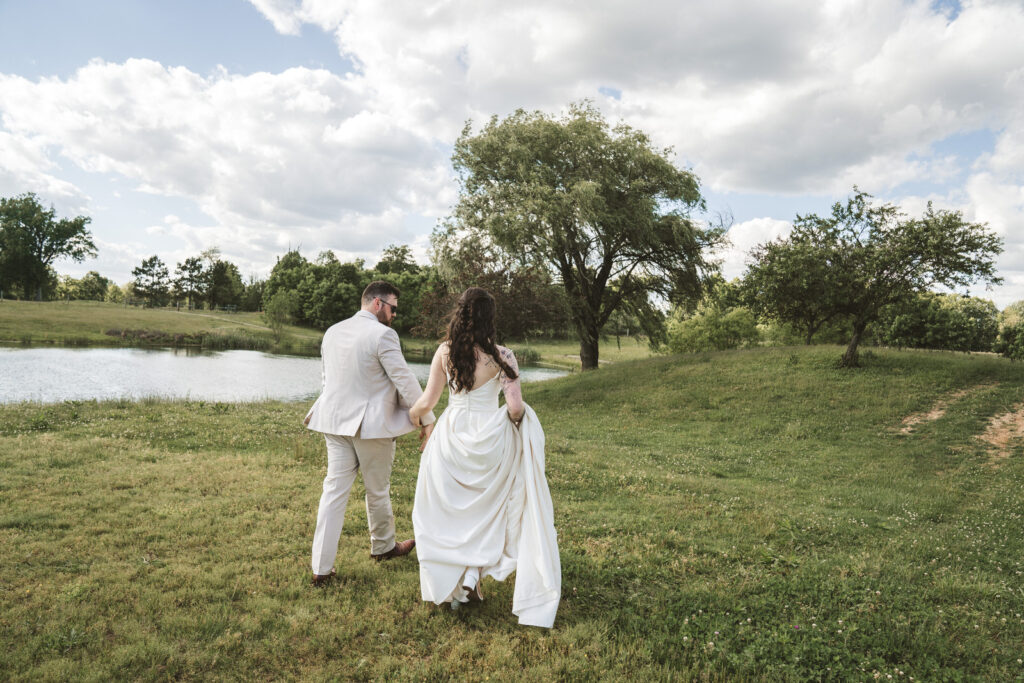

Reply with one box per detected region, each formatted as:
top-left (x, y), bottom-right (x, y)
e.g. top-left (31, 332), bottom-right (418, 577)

top-left (362, 280), bottom-right (401, 304)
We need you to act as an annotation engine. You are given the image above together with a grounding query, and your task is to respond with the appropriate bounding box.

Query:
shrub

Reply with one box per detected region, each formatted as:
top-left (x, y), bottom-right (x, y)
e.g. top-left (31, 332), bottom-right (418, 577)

top-left (994, 322), bottom-right (1024, 361)
top-left (667, 306), bottom-right (760, 353)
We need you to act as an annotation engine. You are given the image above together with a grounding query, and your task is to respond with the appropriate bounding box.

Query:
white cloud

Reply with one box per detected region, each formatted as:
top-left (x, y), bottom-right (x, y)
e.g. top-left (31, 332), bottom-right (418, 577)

top-left (0, 59), bottom-right (451, 274)
top-left (719, 218), bottom-right (793, 281)
top-left (5, 0), bottom-right (1024, 299)
top-left (0, 131), bottom-right (88, 209)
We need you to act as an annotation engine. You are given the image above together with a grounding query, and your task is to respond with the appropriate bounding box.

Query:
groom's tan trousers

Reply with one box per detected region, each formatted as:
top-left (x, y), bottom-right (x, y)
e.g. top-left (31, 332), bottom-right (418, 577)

top-left (311, 431), bottom-right (397, 574)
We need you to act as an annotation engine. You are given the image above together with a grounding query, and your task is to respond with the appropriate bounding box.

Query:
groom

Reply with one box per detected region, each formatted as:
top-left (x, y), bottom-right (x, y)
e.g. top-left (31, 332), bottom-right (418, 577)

top-left (304, 280), bottom-right (434, 586)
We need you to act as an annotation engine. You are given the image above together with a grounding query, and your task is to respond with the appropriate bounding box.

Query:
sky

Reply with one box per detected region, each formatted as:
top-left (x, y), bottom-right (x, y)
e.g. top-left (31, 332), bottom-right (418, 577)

top-left (1, 0), bottom-right (1022, 306)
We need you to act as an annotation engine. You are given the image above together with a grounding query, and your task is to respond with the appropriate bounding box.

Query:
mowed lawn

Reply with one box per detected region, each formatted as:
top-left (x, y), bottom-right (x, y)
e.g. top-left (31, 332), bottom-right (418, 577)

top-left (2, 346), bottom-right (1023, 680)
top-left (0, 300), bottom-right (319, 346)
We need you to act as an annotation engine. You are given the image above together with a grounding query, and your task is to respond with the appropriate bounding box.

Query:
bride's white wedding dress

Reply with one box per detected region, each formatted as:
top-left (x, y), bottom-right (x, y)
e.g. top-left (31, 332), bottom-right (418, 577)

top-left (412, 370), bottom-right (561, 628)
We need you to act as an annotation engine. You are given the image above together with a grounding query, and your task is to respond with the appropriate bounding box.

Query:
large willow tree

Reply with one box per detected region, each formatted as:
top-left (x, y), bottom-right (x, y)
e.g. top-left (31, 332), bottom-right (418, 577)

top-left (451, 102), bottom-right (722, 369)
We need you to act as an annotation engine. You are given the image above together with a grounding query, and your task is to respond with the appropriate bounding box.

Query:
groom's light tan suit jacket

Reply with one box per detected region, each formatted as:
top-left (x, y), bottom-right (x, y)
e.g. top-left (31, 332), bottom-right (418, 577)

top-left (304, 310), bottom-right (434, 438)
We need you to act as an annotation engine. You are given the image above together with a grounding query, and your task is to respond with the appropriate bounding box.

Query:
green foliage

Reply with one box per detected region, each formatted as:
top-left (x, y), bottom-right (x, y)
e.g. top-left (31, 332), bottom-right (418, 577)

top-left (173, 256), bottom-right (205, 309)
top-left (1000, 299), bottom-right (1024, 327)
top-left (131, 255), bottom-right (171, 307)
top-left (55, 270), bottom-right (111, 302)
top-left (205, 260), bottom-right (245, 310)
top-left (104, 283), bottom-right (125, 304)
top-left (744, 188), bottom-right (1003, 366)
top-left (879, 292), bottom-right (999, 352)
top-left (993, 322), bottom-right (1024, 361)
top-left (667, 304), bottom-right (760, 353)
top-left (240, 274), bottom-right (265, 312)
top-left (263, 289), bottom-right (301, 340)
top-left (451, 101), bottom-right (723, 368)
top-left (374, 243), bottom-right (418, 275)
top-left (262, 249), bottom-right (310, 310)
top-left (0, 192), bottom-right (96, 300)
top-left (416, 228), bottom-right (571, 341)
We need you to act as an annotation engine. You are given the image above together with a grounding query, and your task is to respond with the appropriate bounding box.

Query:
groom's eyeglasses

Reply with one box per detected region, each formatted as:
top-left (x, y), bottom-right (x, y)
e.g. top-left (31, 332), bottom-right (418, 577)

top-left (377, 298), bottom-right (398, 315)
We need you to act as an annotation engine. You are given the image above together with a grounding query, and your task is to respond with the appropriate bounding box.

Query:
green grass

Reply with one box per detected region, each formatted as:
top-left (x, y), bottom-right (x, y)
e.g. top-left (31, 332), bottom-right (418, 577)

top-left (0, 300), bottom-right (320, 353)
top-left (3, 347), bottom-right (1024, 679)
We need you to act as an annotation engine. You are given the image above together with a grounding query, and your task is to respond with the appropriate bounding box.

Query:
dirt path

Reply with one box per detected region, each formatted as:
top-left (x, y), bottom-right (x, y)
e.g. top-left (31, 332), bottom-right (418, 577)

top-left (978, 404), bottom-right (1024, 463)
top-left (898, 383), bottom-right (997, 434)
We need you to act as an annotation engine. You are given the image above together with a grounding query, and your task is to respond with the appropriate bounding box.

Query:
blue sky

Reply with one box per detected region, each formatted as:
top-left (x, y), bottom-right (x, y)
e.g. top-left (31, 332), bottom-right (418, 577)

top-left (1, 0), bottom-right (1022, 306)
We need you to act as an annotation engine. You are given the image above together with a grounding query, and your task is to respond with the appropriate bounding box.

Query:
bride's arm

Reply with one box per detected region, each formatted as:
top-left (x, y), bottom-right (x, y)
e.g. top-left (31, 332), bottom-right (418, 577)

top-left (409, 344), bottom-right (447, 426)
top-left (498, 346), bottom-right (524, 425)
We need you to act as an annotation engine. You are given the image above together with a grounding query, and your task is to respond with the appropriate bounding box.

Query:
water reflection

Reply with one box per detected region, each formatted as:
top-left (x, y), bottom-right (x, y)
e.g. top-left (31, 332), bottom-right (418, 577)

top-left (0, 346), bottom-right (567, 404)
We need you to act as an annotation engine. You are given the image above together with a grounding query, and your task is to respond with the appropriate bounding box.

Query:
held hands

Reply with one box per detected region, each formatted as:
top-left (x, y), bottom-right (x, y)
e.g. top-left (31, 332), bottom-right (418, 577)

top-left (418, 423), bottom-right (434, 451)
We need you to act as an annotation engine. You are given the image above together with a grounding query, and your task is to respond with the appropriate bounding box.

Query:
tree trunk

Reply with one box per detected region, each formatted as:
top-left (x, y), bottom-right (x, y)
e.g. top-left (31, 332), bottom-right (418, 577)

top-left (840, 321), bottom-right (867, 368)
top-left (579, 327), bottom-right (600, 370)
top-left (805, 329), bottom-right (814, 345)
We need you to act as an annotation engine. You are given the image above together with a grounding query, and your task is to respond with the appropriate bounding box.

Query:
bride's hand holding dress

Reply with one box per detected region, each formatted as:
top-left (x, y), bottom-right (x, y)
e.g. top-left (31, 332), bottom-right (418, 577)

top-left (409, 342), bottom-right (560, 628)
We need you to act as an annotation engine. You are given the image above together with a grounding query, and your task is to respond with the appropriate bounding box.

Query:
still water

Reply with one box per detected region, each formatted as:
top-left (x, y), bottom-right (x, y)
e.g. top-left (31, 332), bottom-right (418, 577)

top-left (0, 347), bottom-right (567, 404)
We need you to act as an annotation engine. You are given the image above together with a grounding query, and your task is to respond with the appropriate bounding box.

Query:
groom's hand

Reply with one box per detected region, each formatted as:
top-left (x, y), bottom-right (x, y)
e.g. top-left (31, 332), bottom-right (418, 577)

top-left (303, 415), bottom-right (311, 426)
top-left (418, 423), bottom-right (434, 451)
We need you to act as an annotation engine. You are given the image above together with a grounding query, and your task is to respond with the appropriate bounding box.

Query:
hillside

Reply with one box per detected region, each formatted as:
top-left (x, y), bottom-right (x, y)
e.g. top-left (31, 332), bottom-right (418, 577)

top-left (2, 346), bottom-right (1022, 679)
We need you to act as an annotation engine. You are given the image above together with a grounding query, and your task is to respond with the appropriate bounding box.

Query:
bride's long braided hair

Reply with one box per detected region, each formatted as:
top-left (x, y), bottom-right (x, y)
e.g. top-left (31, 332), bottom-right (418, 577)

top-left (444, 287), bottom-right (518, 393)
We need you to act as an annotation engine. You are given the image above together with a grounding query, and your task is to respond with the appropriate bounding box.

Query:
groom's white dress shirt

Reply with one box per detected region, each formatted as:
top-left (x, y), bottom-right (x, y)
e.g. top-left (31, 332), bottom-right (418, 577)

top-left (305, 310), bottom-right (434, 438)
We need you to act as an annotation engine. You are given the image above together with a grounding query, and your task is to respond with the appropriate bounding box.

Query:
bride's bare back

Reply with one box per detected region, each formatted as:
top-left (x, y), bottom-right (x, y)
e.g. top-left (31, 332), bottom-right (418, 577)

top-left (409, 342), bottom-right (524, 424)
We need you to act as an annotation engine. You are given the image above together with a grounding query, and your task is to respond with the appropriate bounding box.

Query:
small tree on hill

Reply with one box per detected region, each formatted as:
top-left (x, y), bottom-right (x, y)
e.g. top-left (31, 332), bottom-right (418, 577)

top-left (742, 239), bottom-right (842, 345)
top-left (745, 189), bottom-right (1002, 367)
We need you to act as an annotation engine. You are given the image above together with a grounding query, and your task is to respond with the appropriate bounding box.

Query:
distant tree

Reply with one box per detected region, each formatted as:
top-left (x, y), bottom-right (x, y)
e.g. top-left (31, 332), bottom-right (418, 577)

top-left (667, 305), bottom-right (760, 353)
top-left (240, 274), bottom-right (265, 312)
top-left (74, 271), bottom-right (111, 301)
top-left (105, 283), bottom-right (126, 304)
top-left (375, 244), bottom-right (419, 275)
top-left (415, 230), bottom-right (570, 341)
top-left (297, 251), bottom-right (364, 329)
top-left (132, 255), bottom-right (171, 307)
top-left (879, 292), bottom-right (999, 353)
top-left (206, 260), bottom-right (244, 310)
top-left (667, 279), bottom-right (760, 353)
top-left (745, 189), bottom-right (1002, 367)
top-left (450, 102), bottom-right (723, 369)
top-left (994, 323), bottom-right (1024, 361)
top-left (1001, 300), bottom-right (1024, 328)
top-left (0, 193), bottom-right (96, 300)
top-left (263, 289), bottom-right (301, 341)
top-left (55, 274), bottom-right (76, 301)
top-left (263, 250), bottom-right (310, 312)
top-left (742, 238), bottom-right (842, 345)
top-left (174, 257), bottom-right (205, 310)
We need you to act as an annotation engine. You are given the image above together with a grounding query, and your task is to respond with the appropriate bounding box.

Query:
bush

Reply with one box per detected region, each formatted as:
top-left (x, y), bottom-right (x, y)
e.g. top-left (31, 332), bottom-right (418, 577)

top-left (879, 293), bottom-right (998, 352)
top-left (994, 322), bottom-right (1024, 361)
top-left (667, 306), bottom-right (760, 353)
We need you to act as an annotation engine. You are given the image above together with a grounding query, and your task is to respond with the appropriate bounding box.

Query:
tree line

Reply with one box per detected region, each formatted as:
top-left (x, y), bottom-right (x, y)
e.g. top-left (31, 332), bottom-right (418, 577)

top-left (2, 102), bottom-right (1019, 366)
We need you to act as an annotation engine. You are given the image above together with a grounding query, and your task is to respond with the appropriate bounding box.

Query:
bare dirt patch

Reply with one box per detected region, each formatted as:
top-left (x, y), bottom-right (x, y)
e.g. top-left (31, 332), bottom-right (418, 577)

top-left (898, 383), bottom-right (996, 434)
top-left (978, 404), bottom-right (1024, 462)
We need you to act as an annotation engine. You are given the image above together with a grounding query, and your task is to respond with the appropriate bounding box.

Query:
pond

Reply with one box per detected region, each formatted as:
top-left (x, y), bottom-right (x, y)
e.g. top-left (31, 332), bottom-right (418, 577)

top-left (0, 347), bottom-right (568, 404)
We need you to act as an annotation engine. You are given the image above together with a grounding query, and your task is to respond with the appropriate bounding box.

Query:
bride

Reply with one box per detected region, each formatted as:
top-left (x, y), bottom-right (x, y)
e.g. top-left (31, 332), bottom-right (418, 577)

top-left (408, 287), bottom-right (560, 628)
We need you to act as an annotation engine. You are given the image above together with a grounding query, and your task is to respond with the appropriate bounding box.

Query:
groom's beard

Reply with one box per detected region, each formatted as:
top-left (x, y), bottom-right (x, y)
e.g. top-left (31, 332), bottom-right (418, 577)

top-left (375, 311), bottom-right (392, 326)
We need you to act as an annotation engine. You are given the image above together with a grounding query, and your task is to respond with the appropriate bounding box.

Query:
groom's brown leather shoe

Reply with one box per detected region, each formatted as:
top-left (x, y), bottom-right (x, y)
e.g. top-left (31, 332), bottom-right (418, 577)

top-left (371, 539), bottom-right (415, 562)
top-left (311, 569), bottom-right (336, 587)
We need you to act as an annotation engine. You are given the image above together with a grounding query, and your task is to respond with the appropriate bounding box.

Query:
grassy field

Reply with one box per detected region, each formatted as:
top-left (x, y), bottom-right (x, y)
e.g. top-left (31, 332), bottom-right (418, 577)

top-left (0, 299), bottom-right (652, 367)
top-left (3, 346), bottom-right (1024, 680)
top-left (0, 300), bottom-right (320, 352)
